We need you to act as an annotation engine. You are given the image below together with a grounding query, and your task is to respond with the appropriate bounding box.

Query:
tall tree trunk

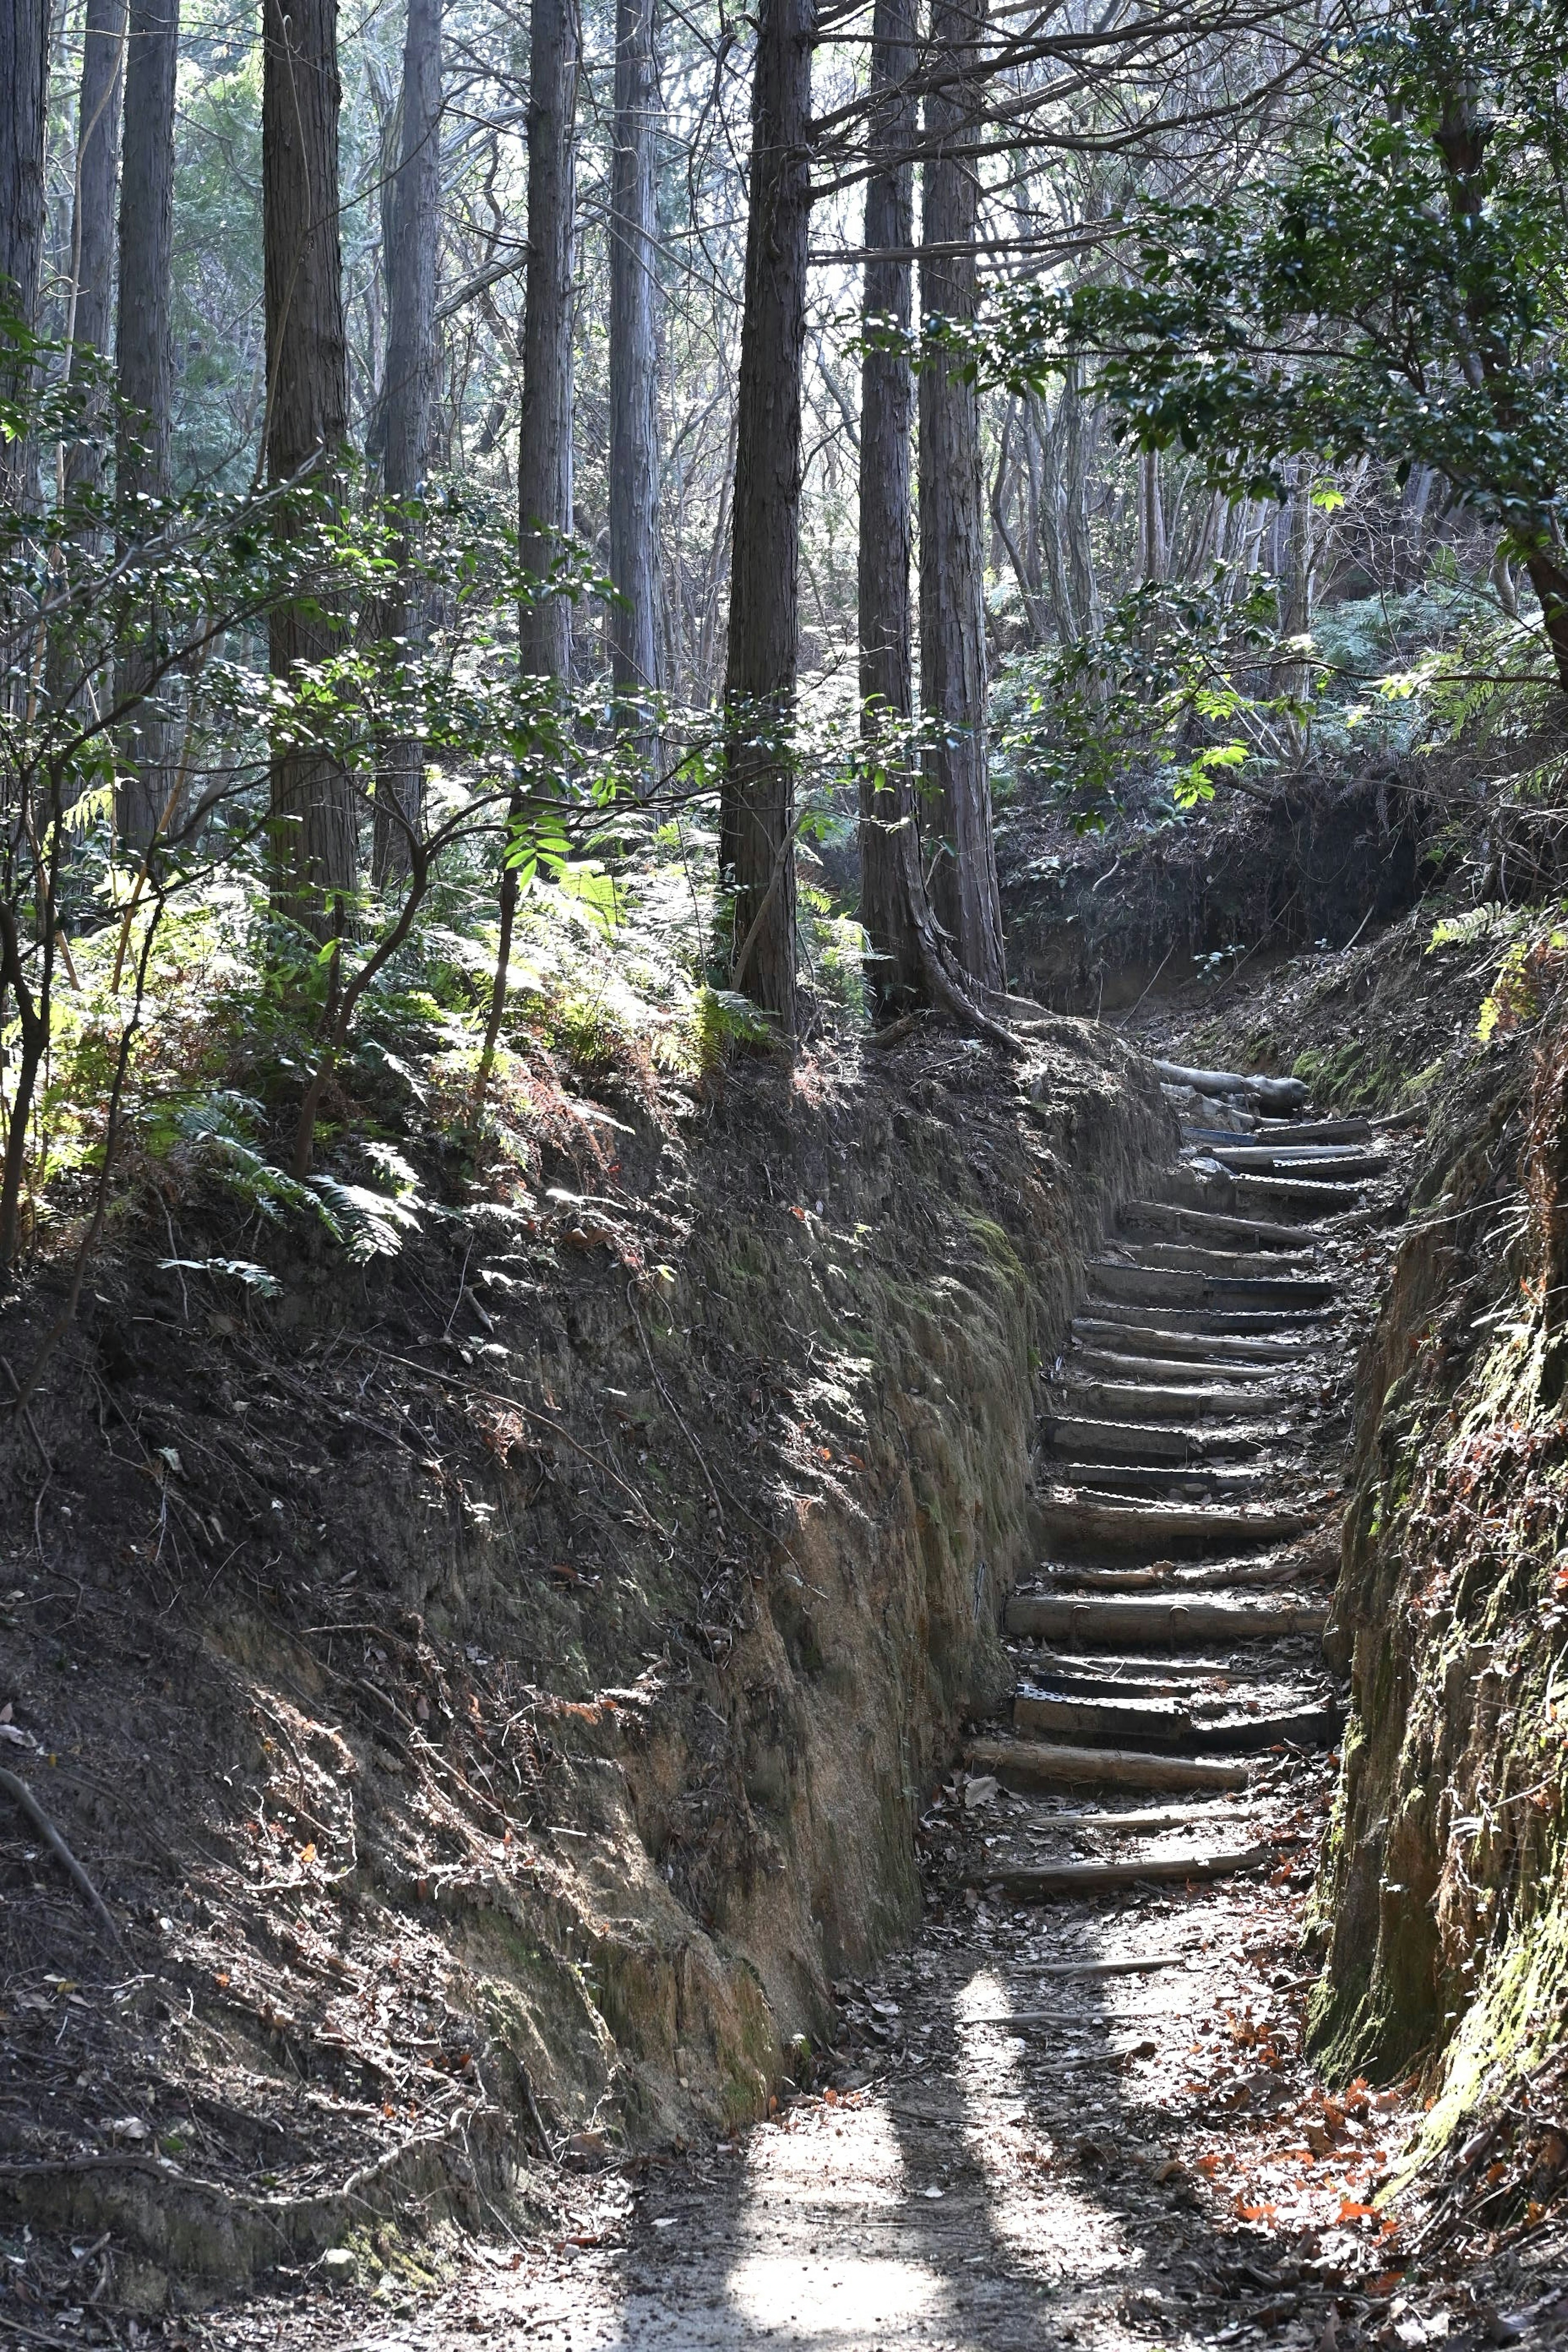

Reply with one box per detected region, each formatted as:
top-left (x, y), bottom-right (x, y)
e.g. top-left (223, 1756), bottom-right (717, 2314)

top-left (63, 0), bottom-right (125, 476)
top-left (114, 0), bottom-right (178, 846)
top-left (608, 0), bottom-right (661, 739)
top-left (49, 0), bottom-right (125, 777)
top-left (0, 0), bottom-right (53, 511)
top-left (719, 0), bottom-right (815, 1035)
top-left (517, 0), bottom-right (578, 681)
top-left (263, 0), bottom-right (356, 933)
top-left (372, 0), bottom-right (442, 883)
top-left (857, 0), bottom-right (922, 1012)
top-left (918, 0), bottom-right (1004, 993)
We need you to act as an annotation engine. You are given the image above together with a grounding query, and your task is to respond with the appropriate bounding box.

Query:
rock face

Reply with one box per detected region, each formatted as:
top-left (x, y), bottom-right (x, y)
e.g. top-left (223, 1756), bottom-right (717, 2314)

top-left (1308, 1017), bottom-right (1568, 2166)
top-left (0, 1022), bottom-right (1167, 2287)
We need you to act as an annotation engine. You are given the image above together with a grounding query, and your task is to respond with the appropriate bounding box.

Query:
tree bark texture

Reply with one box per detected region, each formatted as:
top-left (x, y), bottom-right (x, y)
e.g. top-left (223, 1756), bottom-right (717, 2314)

top-left (373, 0), bottom-right (442, 881)
top-left (918, 0), bottom-right (1004, 993)
top-left (518, 0), bottom-right (579, 680)
top-left (608, 0), bottom-right (661, 720)
top-left (719, 0), bottom-right (816, 1035)
top-left (65, 0), bottom-right (125, 446)
top-left (857, 0), bottom-right (923, 1012)
top-left (49, 0), bottom-right (125, 764)
top-left (113, 0), bottom-right (178, 845)
top-left (0, 0), bottom-right (52, 512)
top-left (263, 0), bottom-right (356, 929)
top-left (0, 0), bottom-right (49, 329)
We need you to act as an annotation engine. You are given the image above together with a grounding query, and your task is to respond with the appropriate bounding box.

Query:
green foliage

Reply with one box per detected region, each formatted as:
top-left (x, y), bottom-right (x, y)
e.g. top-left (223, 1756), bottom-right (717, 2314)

top-left (971, 0), bottom-right (1568, 675)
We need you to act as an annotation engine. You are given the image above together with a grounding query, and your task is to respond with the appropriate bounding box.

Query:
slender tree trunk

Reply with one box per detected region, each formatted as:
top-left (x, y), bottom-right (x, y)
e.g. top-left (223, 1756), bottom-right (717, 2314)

top-left (0, 0), bottom-right (53, 512)
top-left (1139, 446), bottom-right (1166, 584)
top-left (608, 0), bottom-right (661, 741)
top-left (719, 0), bottom-right (815, 1035)
top-left (373, 0), bottom-right (442, 883)
top-left (518, 0), bottom-right (578, 681)
top-left (114, 0), bottom-right (178, 846)
top-left (263, 0), bottom-right (356, 933)
top-left (857, 0), bottom-right (922, 1013)
top-left (918, 0), bottom-right (1004, 992)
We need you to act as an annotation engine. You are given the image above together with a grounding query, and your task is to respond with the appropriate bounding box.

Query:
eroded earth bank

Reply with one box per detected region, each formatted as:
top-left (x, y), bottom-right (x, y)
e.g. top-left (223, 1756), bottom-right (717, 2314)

top-left (7, 940), bottom-right (1568, 2350)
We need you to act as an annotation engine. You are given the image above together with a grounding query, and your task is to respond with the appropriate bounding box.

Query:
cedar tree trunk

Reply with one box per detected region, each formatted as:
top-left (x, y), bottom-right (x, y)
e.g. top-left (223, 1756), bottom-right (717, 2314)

top-left (719, 0), bottom-right (816, 1035)
top-left (518, 0), bottom-right (579, 680)
top-left (263, 0), bottom-right (357, 931)
top-left (608, 0), bottom-right (662, 735)
top-left (373, 0), bottom-right (442, 882)
top-left (114, 0), bottom-right (178, 845)
top-left (857, 0), bottom-right (923, 1013)
top-left (918, 0), bottom-right (1004, 991)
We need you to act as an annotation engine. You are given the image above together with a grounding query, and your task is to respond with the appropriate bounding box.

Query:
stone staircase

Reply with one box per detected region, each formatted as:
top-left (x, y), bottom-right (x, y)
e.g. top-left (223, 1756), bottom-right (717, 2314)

top-left (968, 1084), bottom-right (1394, 1901)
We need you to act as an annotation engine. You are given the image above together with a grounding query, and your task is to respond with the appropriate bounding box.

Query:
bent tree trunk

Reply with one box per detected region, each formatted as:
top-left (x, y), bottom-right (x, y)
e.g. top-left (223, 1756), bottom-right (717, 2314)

top-left (857, 0), bottom-right (923, 1012)
top-left (114, 0), bottom-right (178, 846)
top-left (518, 0), bottom-right (579, 682)
top-left (373, 0), bottom-right (442, 882)
top-left (918, 0), bottom-right (1004, 992)
top-left (608, 0), bottom-right (662, 744)
top-left (263, 0), bottom-right (356, 935)
top-left (719, 0), bottom-right (815, 1036)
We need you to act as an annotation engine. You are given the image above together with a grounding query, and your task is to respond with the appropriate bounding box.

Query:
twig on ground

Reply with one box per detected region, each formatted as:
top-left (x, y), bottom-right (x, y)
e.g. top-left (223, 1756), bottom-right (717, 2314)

top-left (0, 1767), bottom-right (126, 1949)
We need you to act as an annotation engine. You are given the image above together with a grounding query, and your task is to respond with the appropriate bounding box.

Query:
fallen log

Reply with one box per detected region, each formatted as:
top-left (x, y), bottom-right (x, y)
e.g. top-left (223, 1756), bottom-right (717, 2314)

top-left (967, 1736), bottom-right (1250, 1792)
top-left (1007, 1592), bottom-right (1328, 1643)
top-left (1153, 1059), bottom-right (1309, 1113)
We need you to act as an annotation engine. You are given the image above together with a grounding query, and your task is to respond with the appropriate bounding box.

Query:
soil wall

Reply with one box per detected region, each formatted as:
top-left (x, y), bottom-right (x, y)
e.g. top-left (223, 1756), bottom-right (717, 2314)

top-left (0, 1021), bottom-right (1167, 2297)
top-left (1307, 1004), bottom-right (1568, 2213)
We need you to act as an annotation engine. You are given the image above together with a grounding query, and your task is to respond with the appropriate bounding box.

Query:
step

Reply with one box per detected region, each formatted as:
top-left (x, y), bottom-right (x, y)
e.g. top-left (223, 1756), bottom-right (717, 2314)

top-left (1014, 1688), bottom-right (1340, 1754)
top-left (1027, 1650), bottom-right (1250, 1686)
top-left (1167, 1167), bottom-right (1366, 1219)
top-left (1015, 1690), bottom-right (1194, 1744)
top-left (1045, 1418), bottom-right (1263, 1467)
top-left (1256, 1116), bottom-right (1374, 1145)
top-left (1073, 1348), bottom-right (1286, 1388)
top-left (1120, 1199), bottom-right (1318, 1252)
top-left (1043, 1464), bottom-right (1275, 1502)
top-left (1072, 1313), bottom-right (1316, 1363)
top-left (1103, 1240), bottom-right (1318, 1280)
top-left (1030, 1552), bottom-right (1319, 1593)
top-left (967, 1735), bottom-right (1251, 1793)
top-left (1036, 1496), bottom-right (1315, 1557)
top-left (1086, 1263), bottom-right (1334, 1311)
top-left (1205, 1147), bottom-right (1388, 1180)
top-left (1052, 1379), bottom-right (1294, 1422)
top-left (1011, 1803), bottom-right (1250, 1836)
top-left (967, 1845), bottom-right (1272, 1897)
top-left (1008, 1591), bottom-right (1330, 1643)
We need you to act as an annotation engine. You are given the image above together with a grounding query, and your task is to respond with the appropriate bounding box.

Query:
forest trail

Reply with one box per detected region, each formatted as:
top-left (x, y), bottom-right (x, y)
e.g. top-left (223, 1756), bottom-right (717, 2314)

top-left (265, 1076), bottom-right (1425, 2352)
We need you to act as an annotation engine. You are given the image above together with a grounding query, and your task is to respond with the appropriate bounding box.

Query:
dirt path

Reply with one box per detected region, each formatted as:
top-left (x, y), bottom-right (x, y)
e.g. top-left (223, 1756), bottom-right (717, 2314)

top-left (176, 1080), bottom-right (1457, 2352)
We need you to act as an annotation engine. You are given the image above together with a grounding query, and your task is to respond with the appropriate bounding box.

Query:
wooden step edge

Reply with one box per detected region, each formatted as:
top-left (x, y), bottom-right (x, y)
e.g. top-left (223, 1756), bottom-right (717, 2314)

top-left (966, 1736), bottom-right (1251, 1792)
top-left (1006, 1595), bottom-right (1330, 1639)
top-left (964, 1844), bottom-right (1274, 1895)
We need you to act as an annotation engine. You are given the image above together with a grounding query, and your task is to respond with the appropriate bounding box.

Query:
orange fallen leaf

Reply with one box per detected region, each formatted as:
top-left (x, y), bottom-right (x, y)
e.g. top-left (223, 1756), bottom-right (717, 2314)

top-left (1235, 2198), bottom-right (1276, 2223)
top-left (1338, 2199), bottom-right (1376, 2222)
